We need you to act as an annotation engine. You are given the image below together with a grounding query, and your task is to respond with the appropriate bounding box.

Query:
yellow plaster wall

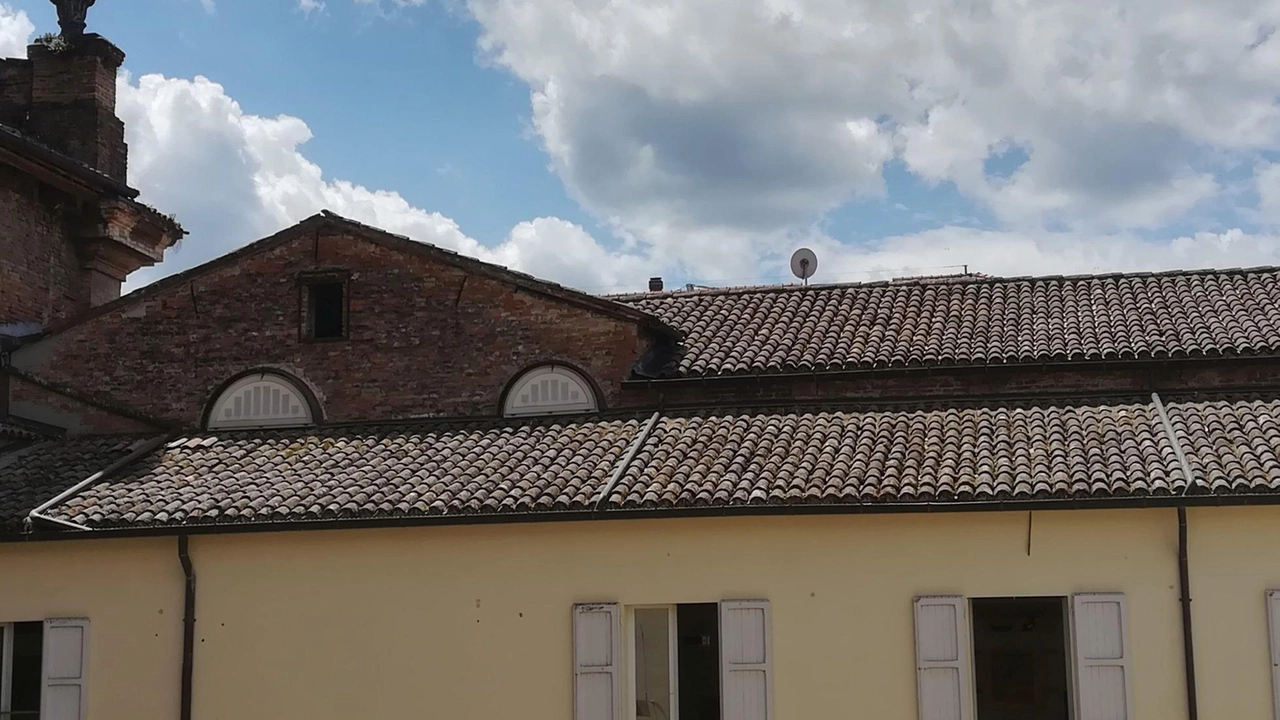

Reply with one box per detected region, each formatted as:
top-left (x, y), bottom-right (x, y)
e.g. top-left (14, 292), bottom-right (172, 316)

top-left (0, 537), bottom-right (182, 720)
top-left (13, 508), bottom-right (1267, 719)
top-left (1186, 505), bottom-right (1280, 720)
top-left (181, 509), bottom-right (1186, 720)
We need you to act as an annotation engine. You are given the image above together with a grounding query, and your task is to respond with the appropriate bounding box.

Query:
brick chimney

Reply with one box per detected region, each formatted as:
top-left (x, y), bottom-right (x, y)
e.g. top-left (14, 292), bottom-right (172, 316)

top-left (0, 31), bottom-right (182, 329)
top-left (25, 34), bottom-right (127, 182)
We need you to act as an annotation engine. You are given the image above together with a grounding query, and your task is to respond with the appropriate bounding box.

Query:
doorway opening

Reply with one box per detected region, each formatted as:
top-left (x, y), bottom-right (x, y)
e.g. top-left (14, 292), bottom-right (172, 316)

top-left (971, 597), bottom-right (1071, 720)
top-left (632, 603), bottom-right (721, 720)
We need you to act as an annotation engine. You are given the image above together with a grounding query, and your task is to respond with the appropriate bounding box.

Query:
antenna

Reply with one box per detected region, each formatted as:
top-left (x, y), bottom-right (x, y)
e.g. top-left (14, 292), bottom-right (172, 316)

top-left (790, 248), bottom-right (819, 286)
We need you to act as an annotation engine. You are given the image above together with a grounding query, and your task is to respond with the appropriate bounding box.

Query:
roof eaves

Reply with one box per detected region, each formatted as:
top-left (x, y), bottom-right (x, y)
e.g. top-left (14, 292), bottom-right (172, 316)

top-left (0, 123), bottom-right (137, 199)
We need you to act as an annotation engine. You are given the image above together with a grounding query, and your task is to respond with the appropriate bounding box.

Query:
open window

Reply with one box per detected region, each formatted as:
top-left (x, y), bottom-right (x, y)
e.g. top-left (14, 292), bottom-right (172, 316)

top-left (914, 594), bottom-right (1131, 720)
top-left (573, 601), bottom-right (771, 720)
top-left (298, 273), bottom-right (350, 342)
top-left (0, 618), bottom-right (88, 720)
top-left (1, 622), bottom-right (42, 720)
top-left (971, 598), bottom-right (1070, 720)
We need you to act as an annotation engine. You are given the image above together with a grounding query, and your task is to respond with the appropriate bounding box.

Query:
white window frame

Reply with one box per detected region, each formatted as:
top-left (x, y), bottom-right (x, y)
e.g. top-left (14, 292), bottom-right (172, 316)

top-left (626, 605), bottom-right (680, 720)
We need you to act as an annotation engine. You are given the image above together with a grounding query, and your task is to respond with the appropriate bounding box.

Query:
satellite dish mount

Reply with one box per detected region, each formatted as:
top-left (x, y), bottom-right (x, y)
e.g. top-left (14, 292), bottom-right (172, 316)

top-left (790, 248), bottom-right (819, 286)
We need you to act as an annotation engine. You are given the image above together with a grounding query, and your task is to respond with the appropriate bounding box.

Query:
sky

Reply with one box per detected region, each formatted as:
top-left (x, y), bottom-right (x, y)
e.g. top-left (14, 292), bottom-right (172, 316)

top-left (3, 0), bottom-right (1280, 293)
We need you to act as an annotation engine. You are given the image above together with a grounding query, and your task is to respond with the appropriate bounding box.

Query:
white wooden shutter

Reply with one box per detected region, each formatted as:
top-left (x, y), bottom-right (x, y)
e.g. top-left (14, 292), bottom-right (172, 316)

top-left (1267, 590), bottom-right (1280, 720)
top-left (913, 596), bottom-right (972, 720)
top-left (1072, 593), bottom-right (1133, 720)
top-left (42, 618), bottom-right (88, 720)
top-left (573, 603), bottom-right (621, 720)
top-left (720, 600), bottom-right (772, 720)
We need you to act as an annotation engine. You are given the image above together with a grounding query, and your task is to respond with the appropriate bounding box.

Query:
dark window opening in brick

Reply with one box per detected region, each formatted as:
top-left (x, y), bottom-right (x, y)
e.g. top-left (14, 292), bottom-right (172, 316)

top-left (309, 282), bottom-right (345, 340)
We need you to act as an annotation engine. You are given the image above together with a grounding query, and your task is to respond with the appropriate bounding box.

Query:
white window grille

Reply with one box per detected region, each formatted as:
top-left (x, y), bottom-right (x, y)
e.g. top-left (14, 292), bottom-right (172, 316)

top-left (208, 373), bottom-right (314, 429)
top-left (504, 366), bottom-right (598, 417)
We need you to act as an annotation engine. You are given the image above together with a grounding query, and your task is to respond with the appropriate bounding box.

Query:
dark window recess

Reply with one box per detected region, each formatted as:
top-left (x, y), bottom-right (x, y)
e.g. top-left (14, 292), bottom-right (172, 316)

top-left (677, 603), bottom-right (721, 720)
top-left (309, 282), bottom-right (345, 339)
top-left (972, 598), bottom-right (1070, 720)
top-left (3, 621), bottom-right (44, 719)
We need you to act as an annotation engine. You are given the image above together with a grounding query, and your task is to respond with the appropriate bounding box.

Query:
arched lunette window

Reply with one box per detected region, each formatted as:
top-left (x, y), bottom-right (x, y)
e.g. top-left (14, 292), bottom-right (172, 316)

top-left (503, 365), bottom-right (598, 417)
top-left (207, 373), bottom-right (315, 429)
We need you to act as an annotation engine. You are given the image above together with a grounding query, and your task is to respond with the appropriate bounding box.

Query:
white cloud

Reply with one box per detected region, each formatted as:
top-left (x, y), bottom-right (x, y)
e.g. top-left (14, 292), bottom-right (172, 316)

top-left (298, 0), bottom-right (326, 15)
top-left (468, 0), bottom-right (1280, 246)
top-left (116, 73), bottom-right (654, 292)
top-left (99, 0), bottom-right (1280, 296)
top-left (198, 0), bottom-right (216, 13)
top-left (811, 227), bottom-right (1280, 286)
top-left (0, 4), bottom-right (33, 57)
top-left (1258, 162), bottom-right (1280, 225)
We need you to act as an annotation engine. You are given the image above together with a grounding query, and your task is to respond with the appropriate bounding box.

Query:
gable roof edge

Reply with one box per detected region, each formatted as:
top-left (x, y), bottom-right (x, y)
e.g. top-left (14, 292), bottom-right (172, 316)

top-left (39, 212), bottom-right (680, 341)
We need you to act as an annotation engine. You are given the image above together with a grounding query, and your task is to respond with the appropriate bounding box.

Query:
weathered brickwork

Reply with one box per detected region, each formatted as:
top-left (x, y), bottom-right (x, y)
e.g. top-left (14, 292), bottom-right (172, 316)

top-left (0, 59), bottom-right (32, 127)
top-left (13, 224), bottom-right (654, 428)
top-left (0, 164), bottom-right (82, 327)
top-left (8, 376), bottom-right (158, 435)
top-left (618, 359), bottom-right (1280, 408)
top-left (25, 38), bottom-right (127, 181)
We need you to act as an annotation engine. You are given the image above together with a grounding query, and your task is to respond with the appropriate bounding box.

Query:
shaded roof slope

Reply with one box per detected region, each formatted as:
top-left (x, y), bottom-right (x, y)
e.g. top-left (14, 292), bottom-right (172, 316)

top-left (616, 268), bottom-right (1280, 376)
top-left (0, 434), bottom-right (159, 533)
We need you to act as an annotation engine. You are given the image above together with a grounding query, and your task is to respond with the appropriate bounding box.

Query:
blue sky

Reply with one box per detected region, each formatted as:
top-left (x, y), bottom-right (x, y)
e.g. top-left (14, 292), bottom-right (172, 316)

top-left (3, 0), bottom-right (1280, 292)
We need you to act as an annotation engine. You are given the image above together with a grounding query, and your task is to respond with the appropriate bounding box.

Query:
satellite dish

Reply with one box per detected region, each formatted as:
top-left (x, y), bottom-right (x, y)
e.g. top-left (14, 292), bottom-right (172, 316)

top-left (790, 247), bottom-right (819, 285)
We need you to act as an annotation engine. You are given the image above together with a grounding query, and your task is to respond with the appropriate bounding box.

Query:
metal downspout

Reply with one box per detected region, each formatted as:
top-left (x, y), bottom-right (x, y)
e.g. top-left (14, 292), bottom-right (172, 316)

top-left (179, 535), bottom-right (196, 720)
top-left (1151, 392), bottom-right (1200, 720)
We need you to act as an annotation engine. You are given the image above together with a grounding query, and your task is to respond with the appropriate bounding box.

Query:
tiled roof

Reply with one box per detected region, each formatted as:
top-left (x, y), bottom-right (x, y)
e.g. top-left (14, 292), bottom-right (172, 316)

top-left (49, 417), bottom-right (643, 528)
top-left (0, 419), bottom-right (60, 442)
top-left (1168, 397), bottom-right (1280, 494)
top-left (606, 401), bottom-right (1185, 508)
top-left (0, 435), bottom-right (158, 533)
top-left (616, 269), bottom-right (1280, 376)
top-left (9, 395), bottom-right (1280, 533)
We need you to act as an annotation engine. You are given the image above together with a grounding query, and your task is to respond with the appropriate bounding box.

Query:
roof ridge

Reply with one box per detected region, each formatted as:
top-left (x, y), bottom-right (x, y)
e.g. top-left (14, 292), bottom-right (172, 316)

top-left (609, 265), bottom-right (1280, 301)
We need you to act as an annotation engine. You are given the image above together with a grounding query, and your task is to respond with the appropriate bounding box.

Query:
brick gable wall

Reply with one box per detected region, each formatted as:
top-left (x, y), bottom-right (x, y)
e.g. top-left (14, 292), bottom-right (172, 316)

top-left (0, 164), bottom-right (82, 327)
top-left (11, 227), bottom-right (653, 429)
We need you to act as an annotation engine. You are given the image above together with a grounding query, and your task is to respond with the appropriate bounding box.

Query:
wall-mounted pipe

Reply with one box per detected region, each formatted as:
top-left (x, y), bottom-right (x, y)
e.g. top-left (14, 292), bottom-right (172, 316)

top-left (1151, 392), bottom-right (1200, 720)
top-left (178, 535), bottom-right (196, 720)
top-left (1177, 506), bottom-right (1199, 720)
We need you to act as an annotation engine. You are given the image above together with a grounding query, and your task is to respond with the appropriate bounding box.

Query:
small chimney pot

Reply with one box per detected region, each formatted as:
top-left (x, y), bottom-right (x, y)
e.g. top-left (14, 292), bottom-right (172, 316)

top-left (649, 277), bottom-right (664, 292)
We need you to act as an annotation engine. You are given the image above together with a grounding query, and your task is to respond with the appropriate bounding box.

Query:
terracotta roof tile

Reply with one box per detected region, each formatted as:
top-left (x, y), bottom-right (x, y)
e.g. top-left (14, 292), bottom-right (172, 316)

top-left (607, 400), bottom-right (1185, 508)
top-left (12, 396), bottom-right (1280, 532)
top-left (1167, 397), bottom-right (1280, 494)
top-left (50, 417), bottom-right (643, 528)
top-left (0, 435), bottom-right (158, 533)
top-left (617, 269), bottom-right (1280, 376)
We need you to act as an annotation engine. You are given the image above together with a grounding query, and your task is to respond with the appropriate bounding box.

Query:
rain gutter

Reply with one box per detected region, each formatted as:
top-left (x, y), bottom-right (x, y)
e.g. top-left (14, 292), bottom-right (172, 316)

top-left (26, 433), bottom-right (175, 531)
